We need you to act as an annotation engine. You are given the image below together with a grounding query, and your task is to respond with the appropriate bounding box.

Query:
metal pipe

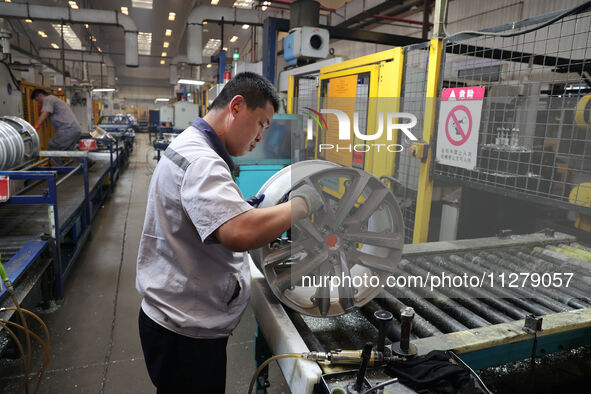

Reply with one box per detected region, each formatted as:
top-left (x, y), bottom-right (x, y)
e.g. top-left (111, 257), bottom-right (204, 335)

top-left (354, 342), bottom-right (373, 392)
top-left (473, 252), bottom-right (571, 313)
top-left (372, 14), bottom-right (434, 27)
top-left (360, 301), bottom-right (410, 343)
top-left (20, 158), bottom-right (49, 171)
top-left (458, 253), bottom-right (565, 314)
top-left (399, 308), bottom-right (413, 352)
top-left (530, 247), bottom-right (591, 287)
top-left (55, 164), bottom-right (82, 187)
top-left (422, 0), bottom-right (431, 39)
top-left (386, 286), bottom-right (468, 333)
top-left (0, 2), bottom-right (138, 66)
top-left (394, 262), bottom-right (493, 328)
top-left (422, 256), bottom-right (531, 320)
top-left (374, 309), bottom-right (393, 353)
top-left (515, 251), bottom-right (591, 302)
top-left (406, 257), bottom-right (512, 324)
top-left (447, 254), bottom-right (554, 316)
top-left (495, 251), bottom-right (590, 309)
top-left (376, 291), bottom-right (442, 338)
top-left (187, 6), bottom-right (263, 65)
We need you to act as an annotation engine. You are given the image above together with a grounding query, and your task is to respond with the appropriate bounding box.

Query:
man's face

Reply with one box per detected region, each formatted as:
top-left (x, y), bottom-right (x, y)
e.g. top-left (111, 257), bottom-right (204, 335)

top-left (34, 95), bottom-right (44, 105)
top-left (227, 101), bottom-right (274, 157)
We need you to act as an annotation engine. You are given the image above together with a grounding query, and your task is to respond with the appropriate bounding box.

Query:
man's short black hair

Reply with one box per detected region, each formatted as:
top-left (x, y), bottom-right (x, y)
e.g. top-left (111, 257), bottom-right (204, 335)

top-left (31, 89), bottom-right (49, 100)
top-left (208, 72), bottom-right (279, 113)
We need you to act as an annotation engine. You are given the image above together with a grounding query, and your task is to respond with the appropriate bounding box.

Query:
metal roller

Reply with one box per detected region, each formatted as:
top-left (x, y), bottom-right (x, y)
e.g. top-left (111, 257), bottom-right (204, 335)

top-left (0, 116), bottom-right (40, 170)
top-left (250, 160), bottom-right (405, 317)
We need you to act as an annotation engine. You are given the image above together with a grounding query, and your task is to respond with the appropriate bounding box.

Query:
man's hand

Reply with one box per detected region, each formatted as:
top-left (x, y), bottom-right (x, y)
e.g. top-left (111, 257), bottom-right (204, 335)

top-left (34, 124), bottom-right (41, 131)
top-left (289, 184), bottom-right (323, 216)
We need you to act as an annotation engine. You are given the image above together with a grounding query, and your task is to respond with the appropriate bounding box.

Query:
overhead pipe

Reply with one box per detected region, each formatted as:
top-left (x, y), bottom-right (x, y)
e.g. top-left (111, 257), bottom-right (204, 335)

top-left (39, 49), bottom-right (116, 86)
top-left (187, 6), bottom-right (263, 65)
top-left (169, 55), bottom-right (188, 85)
top-left (185, 5), bottom-right (329, 65)
top-left (38, 49), bottom-right (114, 67)
top-left (0, 2), bottom-right (138, 67)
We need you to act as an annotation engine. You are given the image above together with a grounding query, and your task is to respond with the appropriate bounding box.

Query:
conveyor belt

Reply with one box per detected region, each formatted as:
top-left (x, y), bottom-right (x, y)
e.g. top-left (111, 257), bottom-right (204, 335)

top-left (292, 235), bottom-right (591, 354)
top-left (251, 232), bottom-right (591, 391)
top-left (0, 156), bottom-right (111, 238)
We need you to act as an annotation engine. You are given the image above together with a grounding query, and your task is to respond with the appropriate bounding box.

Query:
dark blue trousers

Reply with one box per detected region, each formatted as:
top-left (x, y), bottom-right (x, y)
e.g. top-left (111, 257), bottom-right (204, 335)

top-left (138, 308), bottom-right (229, 393)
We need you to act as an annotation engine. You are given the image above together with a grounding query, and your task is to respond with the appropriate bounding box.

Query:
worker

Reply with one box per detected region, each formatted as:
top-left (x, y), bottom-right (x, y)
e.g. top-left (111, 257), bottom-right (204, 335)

top-left (136, 72), bottom-right (323, 393)
top-left (31, 88), bottom-right (81, 150)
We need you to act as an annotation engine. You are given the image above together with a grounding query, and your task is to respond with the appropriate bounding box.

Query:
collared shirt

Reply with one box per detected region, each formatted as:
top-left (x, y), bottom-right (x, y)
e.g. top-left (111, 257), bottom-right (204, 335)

top-left (136, 117), bottom-right (253, 338)
top-left (41, 95), bottom-right (81, 135)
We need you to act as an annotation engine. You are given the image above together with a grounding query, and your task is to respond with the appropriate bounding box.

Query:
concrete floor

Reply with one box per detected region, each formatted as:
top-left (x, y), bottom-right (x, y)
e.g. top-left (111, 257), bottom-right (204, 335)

top-left (0, 134), bottom-right (289, 393)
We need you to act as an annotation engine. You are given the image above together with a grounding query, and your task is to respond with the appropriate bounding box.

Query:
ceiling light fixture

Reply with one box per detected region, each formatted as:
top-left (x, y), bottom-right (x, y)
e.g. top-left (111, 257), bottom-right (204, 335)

top-left (242, 24), bottom-right (250, 29)
top-left (155, 98), bottom-right (170, 102)
top-left (97, 47), bottom-right (102, 52)
top-left (211, 0), bottom-right (219, 5)
top-left (206, 64), bottom-right (212, 68)
top-left (121, 7), bottom-right (129, 15)
top-left (160, 60), bottom-right (165, 65)
top-left (52, 24), bottom-right (83, 49)
top-left (223, 47), bottom-right (228, 51)
top-left (229, 35), bottom-right (238, 43)
top-left (51, 43), bottom-right (59, 49)
top-left (68, 1), bottom-right (79, 10)
top-left (168, 12), bottom-right (176, 21)
top-left (137, 32), bottom-right (152, 55)
top-left (165, 29), bottom-right (172, 36)
top-left (132, 0), bottom-right (153, 10)
top-left (92, 88), bottom-right (116, 92)
top-left (178, 79), bottom-right (205, 85)
top-left (161, 51), bottom-right (167, 57)
top-left (25, 19), bottom-right (32, 23)
top-left (38, 30), bottom-right (47, 38)
top-left (233, 0), bottom-right (254, 9)
top-left (203, 21), bottom-right (208, 25)
top-left (163, 41), bottom-right (169, 48)
top-left (202, 38), bottom-right (221, 57)
top-left (84, 24), bottom-right (89, 28)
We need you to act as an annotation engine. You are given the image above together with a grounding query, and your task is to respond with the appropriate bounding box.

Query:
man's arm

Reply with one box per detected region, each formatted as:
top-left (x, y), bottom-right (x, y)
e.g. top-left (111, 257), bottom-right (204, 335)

top-left (214, 198), bottom-right (308, 252)
top-left (36, 111), bottom-right (50, 128)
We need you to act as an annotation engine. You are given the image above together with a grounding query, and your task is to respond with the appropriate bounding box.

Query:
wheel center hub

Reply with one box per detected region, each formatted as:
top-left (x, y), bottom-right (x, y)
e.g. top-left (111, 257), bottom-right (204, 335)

top-left (326, 234), bottom-right (339, 248)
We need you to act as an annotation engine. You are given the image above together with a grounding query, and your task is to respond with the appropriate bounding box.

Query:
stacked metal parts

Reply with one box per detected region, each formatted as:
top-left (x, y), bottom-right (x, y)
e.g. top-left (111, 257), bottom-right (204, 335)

top-left (0, 116), bottom-right (40, 170)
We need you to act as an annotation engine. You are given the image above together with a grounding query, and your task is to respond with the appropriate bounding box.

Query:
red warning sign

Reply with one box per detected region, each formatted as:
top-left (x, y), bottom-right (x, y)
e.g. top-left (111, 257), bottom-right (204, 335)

top-left (445, 105), bottom-right (472, 146)
top-left (436, 86), bottom-right (485, 170)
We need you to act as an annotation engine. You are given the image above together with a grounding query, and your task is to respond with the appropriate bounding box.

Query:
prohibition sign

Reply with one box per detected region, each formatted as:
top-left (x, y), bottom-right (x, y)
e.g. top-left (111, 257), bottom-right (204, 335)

top-left (445, 105), bottom-right (472, 146)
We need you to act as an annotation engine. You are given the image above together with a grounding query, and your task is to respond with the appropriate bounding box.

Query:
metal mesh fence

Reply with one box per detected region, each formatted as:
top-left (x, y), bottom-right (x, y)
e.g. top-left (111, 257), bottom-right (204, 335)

top-left (294, 74), bottom-right (319, 161)
top-left (433, 9), bottom-right (591, 214)
top-left (398, 42), bottom-right (430, 243)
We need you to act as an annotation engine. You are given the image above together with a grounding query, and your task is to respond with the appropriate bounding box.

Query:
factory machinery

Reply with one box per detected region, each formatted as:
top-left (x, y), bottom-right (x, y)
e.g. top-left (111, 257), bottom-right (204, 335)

top-left (0, 113), bottom-right (133, 359)
top-left (249, 162), bottom-right (591, 393)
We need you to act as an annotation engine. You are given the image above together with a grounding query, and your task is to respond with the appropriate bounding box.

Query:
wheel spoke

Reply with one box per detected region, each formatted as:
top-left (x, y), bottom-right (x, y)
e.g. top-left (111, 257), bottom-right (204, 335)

top-left (338, 251), bottom-right (355, 311)
top-left (350, 250), bottom-right (398, 274)
top-left (294, 219), bottom-right (325, 243)
top-left (312, 263), bottom-right (333, 316)
top-left (334, 173), bottom-right (370, 227)
top-left (263, 240), bottom-right (306, 267)
top-left (341, 232), bottom-right (403, 250)
top-left (343, 188), bottom-right (391, 226)
top-left (272, 250), bottom-right (329, 292)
